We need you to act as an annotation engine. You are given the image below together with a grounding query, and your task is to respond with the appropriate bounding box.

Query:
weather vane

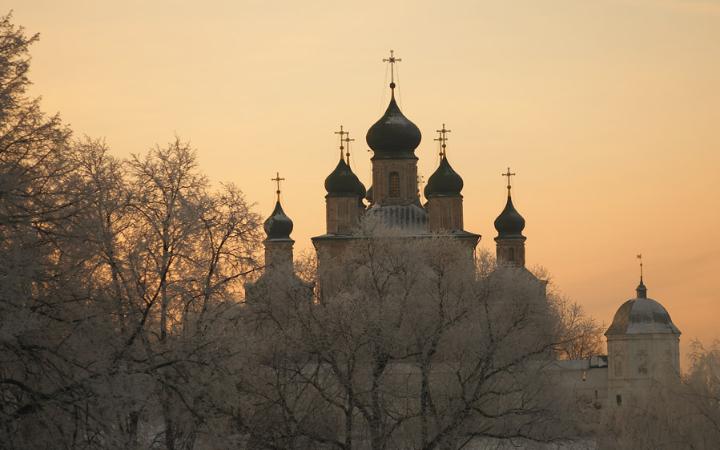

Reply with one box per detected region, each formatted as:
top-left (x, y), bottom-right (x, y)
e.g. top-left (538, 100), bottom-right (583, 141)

top-left (383, 49), bottom-right (402, 90)
top-left (434, 123), bottom-right (451, 157)
top-left (334, 125), bottom-right (348, 159)
top-left (502, 167), bottom-right (516, 193)
top-left (271, 172), bottom-right (285, 202)
top-left (343, 132), bottom-right (355, 165)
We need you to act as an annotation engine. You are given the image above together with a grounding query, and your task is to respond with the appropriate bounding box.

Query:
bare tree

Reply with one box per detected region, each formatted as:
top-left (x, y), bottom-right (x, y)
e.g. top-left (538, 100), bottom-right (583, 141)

top-left (0, 20), bottom-right (264, 445)
top-left (241, 222), bottom-right (578, 450)
top-left (548, 293), bottom-right (605, 360)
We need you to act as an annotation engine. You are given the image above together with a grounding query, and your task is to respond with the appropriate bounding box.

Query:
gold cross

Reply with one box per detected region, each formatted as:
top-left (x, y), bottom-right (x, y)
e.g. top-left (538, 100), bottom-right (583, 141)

top-left (334, 125), bottom-right (348, 159)
top-left (502, 167), bottom-right (516, 192)
top-left (383, 49), bottom-right (402, 89)
top-left (434, 123), bottom-right (451, 157)
top-left (271, 172), bottom-right (285, 201)
top-left (343, 132), bottom-right (355, 165)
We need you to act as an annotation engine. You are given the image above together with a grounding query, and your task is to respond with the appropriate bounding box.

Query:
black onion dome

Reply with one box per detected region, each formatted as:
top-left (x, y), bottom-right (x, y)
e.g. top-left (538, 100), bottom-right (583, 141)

top-left (325, 158), bottom-right (366, 197)
top-left (494, 195), bottom-right (525, 237)
top-left (424, 156), bottom-right (464, 198)
top-left (366, 95), bottom-right (421, 159)
top-left (264, 200), bottom-right (293, 240)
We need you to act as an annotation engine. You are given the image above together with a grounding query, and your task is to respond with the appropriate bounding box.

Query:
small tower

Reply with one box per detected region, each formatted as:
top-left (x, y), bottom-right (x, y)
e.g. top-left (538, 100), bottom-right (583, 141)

top-left (605, 256), bottom-right (681, 408)
top-left (424, 124), bottom-right (464, 232)
top-left (263, 172), bottom-right (295, 273)
top-left (494, 168), bottom-right (526, 267)
top-left (366, 50), bottom-right (422, 207)
top-left (324, 126), bottom-right (366, 234)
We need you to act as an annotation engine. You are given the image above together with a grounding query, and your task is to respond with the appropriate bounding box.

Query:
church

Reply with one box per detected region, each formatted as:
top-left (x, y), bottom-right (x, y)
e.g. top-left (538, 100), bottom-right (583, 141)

top-left (248, 51), bottom-right (682, 420)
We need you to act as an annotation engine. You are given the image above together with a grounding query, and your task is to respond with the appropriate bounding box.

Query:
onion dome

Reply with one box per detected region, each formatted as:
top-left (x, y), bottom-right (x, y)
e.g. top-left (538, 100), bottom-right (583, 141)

top-left (366, 94), bottom-right (422, 159)
top-left (606, 280), bottom-right (681, 336)
top-left (264, 200), bottom-right (293, 241)
top-left (494, 194), bottom-right (525, 238)
top-left (324, 158), bottom-right (366, 197)
top-left (424, 156), bottom-right (464, 198)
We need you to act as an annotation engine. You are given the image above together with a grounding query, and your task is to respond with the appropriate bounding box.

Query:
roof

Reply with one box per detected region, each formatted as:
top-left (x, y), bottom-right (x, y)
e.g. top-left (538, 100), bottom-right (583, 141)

top-left (605, 284), bottom-right (680, 336)
top-left (263, 200), bottom-right (293, 240)
top-left (424, 156), bottom-right (464, 198)
top-left (494, 195), bottom-right (525, 238)
top-left (366, 94), bottom-right (421, 159)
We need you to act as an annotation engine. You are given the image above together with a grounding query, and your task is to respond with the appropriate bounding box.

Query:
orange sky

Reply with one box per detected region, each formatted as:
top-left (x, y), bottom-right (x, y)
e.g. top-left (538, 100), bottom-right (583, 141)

top-left (13, 0), bottom-right (720, 363)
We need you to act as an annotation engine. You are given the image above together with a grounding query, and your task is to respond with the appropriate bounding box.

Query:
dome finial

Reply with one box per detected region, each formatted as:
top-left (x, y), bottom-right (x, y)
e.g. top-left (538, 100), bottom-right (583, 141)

top-left (383, 49), bottom-right (402, 92)
top-left (334, 125), bottom-right (348, 160)
top-left (636, 254), bottom-right (647, 298)
top-left (342, 131), bottom-right (355, 166)
top-left (434, 123), bottom-right (451, 158)
top-left (502, 167), bottom-right (516, 197)
top-left (271, 171), bottom-right (285, 202)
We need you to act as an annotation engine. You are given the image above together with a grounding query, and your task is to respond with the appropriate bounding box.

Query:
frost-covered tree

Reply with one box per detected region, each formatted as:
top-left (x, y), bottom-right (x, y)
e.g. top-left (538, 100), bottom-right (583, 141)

top-left (0, 13), bottom-right (263, 449)
top-left (240, 222), bottom-right (579, 449)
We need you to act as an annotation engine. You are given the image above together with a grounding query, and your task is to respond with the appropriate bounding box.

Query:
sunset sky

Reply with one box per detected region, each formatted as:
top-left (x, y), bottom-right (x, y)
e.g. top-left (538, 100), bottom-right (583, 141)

top-left (13, 0), bottom-right (720, 362)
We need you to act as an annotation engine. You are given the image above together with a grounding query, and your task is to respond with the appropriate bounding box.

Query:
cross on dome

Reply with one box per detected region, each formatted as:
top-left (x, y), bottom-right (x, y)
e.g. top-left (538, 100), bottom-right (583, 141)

top-left (502, 167), bottom-right (516, 194)
top-left (434, 123), bottom-right (451, 157)
top-left (271, 172), bottom-right (285, 201)
top-left (383, 49), bottom-right (402, 90)
top-left (343, 132), bottom-right (355, 165)
top-left (334, 125), bottom-right (349, 159)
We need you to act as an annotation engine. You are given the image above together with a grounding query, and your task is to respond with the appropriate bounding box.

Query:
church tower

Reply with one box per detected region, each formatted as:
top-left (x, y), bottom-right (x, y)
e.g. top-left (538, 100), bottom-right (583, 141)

top-left (312, 51), bottom-right (479, 271)
top-left (605, 258), bottom-right (681, 408)
top-left (324, 126), bottom-right (366, 235)
top-left (424, 124), bottom-right (464, 232)
top-left (245, 173), bottom-right (313, 305)
top-left (494, 168), bottom-right (527, 267)
top-left (262, 172), bottom-right (295, 273)
top-left (365, 51), bottom-right (422, 208)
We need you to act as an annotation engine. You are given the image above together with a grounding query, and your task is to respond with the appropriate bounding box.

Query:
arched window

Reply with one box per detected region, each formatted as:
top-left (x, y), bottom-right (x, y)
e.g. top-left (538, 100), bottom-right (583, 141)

top-left (389, 172), bottom-right (400, 198)
top-left (508, 247), bottom-right (515, 262)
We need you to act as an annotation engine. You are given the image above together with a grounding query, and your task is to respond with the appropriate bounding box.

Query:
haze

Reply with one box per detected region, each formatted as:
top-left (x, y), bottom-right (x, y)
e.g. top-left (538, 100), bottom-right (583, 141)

top-left (13, 0), bottom-right (720, 360)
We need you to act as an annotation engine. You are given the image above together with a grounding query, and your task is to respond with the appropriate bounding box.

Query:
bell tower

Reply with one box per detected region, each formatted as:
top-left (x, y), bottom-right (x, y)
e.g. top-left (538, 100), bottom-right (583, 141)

top-left (425, 124), bottom-right (464, 232)
top-left (366, 50), bottom-right (422, 207)
top-left (324, 126), bottom-right (366, 235)
top-left (494, 168), bottom-right (527, 267)
top-left (263, 172), bottom-right (295, 272)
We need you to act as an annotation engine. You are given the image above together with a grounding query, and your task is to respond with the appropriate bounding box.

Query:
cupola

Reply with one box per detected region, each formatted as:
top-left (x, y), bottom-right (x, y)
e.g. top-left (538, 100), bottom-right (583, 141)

top-left (264, 200), bottom-right (293, 241)
top-left (606, 259), bottom-right (681, 336)
top-left (365, 50), bottom-right (421, 159)
top-left (366, 95), bottom-right (422, 159)
top-left (425, 156), bottom-right (463, 198)
top-left (324, 157), bottom-right (366, 198)
top-left (494, 196), bottom-right (526, 238)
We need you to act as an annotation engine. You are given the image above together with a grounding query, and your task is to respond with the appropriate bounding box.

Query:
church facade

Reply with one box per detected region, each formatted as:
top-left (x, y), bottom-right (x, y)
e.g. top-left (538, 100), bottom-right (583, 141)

top-left (248, 53), bottom-right (682, 423)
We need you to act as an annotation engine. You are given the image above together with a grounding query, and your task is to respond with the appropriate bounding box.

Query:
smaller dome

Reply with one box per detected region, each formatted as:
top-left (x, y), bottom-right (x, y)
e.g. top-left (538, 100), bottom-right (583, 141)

top-left (263, 200), bottom-right (293, 240)
top-left (494, 195), bottom-right (525, 237)
top-left (366, 95), bottom-right (421, 159)
top-left (424, 156), bottom-right (464, 198)
top-left (606, 282), bottom-right (681, 336)
top-left (325, 158), bottom-right (366, 197)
